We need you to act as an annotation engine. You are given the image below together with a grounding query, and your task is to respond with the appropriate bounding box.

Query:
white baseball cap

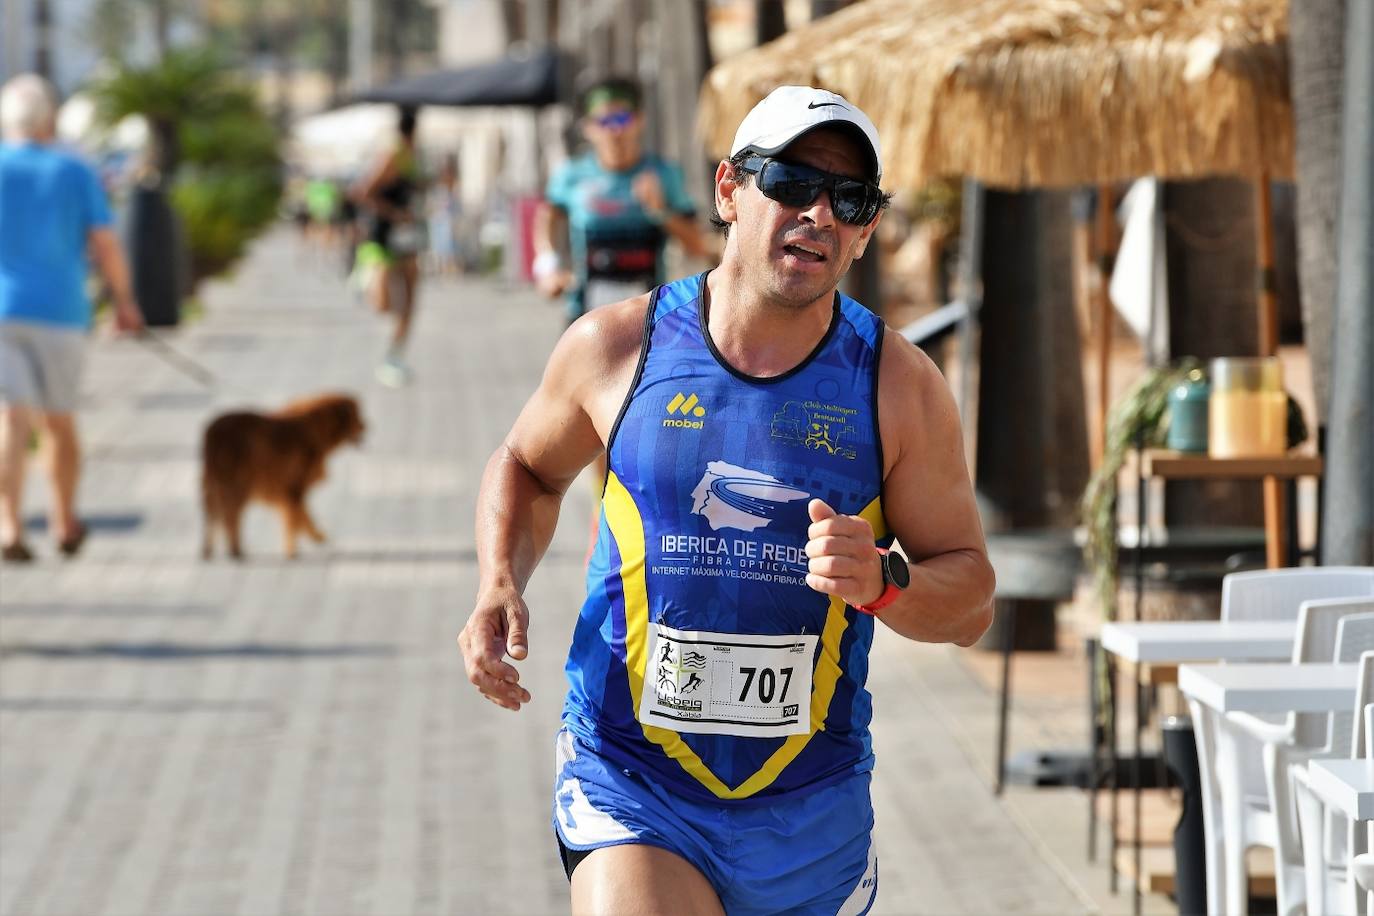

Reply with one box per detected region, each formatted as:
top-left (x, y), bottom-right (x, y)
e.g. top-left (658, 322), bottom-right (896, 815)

top-left (729, 86), bottom-right (882, 181)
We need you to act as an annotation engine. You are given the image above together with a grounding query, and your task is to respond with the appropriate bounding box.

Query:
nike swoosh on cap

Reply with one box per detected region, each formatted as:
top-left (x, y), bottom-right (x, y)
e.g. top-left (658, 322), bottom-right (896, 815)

top-left (807, 101), bottom-right (847, 110)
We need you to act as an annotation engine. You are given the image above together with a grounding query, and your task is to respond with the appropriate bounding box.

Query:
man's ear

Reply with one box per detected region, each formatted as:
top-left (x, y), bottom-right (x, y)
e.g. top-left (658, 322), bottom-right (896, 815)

top-left (713, 160), bottom-right (739, 225)
top-left (852, 209), bottom-right (884, 259)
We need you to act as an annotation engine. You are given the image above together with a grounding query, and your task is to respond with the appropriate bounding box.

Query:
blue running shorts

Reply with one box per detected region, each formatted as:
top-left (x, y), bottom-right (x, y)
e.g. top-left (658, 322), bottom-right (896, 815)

top-left (551, 728), bottom-right (878, 915)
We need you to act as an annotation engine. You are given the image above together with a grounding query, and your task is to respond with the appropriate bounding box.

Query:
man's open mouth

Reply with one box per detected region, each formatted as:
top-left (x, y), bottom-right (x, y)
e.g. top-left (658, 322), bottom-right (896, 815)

top-left (782, 241), bottom-right (828, 262)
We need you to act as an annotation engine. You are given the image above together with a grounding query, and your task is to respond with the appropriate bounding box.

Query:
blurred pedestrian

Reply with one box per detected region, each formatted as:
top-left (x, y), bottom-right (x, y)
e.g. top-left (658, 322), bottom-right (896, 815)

top-left (353, 106), bottom-right (425, 387)
top-left (533, 76), bottom-right (710, 323)
top-left (458, 85), bottom-right (994, 913)
top-left (0, 74), bottom-right (143, 562)
top-left (426, 154), bottom-right (463, 277)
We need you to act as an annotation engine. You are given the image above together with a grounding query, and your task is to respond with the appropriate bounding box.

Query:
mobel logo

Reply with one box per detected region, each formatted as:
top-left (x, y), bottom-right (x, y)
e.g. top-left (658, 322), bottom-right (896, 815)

top-left (663, 393), bottom-right (706, 429)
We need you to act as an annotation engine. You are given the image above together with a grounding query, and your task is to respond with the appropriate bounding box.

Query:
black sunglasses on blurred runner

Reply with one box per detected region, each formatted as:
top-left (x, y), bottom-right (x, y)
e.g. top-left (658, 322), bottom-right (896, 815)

top-left (736, 155), bottom-right (884, 227)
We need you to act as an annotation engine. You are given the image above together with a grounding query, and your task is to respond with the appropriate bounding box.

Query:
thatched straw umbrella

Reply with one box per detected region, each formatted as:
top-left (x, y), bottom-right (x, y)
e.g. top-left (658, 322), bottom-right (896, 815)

top-left (700, 0), bottom-right (1293, 497)
top-left (699, 0), bottom-right (1292, 189)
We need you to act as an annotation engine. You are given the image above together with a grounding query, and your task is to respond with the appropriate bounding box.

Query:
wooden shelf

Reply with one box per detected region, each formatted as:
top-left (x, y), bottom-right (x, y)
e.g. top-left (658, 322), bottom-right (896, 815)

top-left (1097, 788), bottom-right (1179, 847)
top-left (1140, 449), bottom-right (1323, 480)
top-left (1113, 847), bottom-right (1276, 898)
top-left (1100, 790), bottom-right (1276, 897)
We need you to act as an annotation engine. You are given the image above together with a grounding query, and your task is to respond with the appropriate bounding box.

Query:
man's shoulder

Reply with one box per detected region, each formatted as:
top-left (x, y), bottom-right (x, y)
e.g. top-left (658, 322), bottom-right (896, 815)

top-left (554, 153), bottom-right (600, 179)
top-left (14, 142), bottom-right (88, 166)
top-left (1, 143), bottom-right (92, 180)
top-left (640, 154), bottom-right (686, 178)
top-left (875, 323), bottom-right (940, 388)
top-left (560, 292), bottom-right (656, 363)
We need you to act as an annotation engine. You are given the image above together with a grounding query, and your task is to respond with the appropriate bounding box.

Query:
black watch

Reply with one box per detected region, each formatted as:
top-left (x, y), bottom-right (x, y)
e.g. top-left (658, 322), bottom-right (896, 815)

top-left (857, 548), bottom-right (909, 614)
top-left (880, 548), bottom-right (911, 589)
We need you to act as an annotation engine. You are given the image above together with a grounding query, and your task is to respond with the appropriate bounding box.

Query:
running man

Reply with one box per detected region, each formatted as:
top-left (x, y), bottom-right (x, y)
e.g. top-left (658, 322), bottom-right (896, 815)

top-left (353, 106), bottom-right (425, 386)
top-left (459, 86), bottom-right (994, 914)
top-left (533, 76), bottom-right (711, 322)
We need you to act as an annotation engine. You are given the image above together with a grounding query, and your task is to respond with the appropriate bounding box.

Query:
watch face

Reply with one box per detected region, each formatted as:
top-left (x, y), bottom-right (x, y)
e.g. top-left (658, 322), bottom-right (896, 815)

top-left (885, 551), bottom-right (910, 589)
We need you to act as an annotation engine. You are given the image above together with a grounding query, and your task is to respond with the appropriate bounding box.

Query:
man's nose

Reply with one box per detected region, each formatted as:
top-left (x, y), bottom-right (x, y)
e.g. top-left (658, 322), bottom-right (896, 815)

top-left (798, 191), bottom-right (836, 228)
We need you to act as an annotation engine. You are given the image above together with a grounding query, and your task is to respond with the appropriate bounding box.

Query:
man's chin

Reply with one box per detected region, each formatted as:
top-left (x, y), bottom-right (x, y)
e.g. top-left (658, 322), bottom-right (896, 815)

top-left (770, 265), bottom-right (842, 308)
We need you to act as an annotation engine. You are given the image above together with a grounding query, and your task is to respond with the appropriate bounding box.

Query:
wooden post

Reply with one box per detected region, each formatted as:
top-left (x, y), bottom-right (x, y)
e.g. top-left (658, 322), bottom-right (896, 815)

top-left (1095, 184), bottom-right (1114, 467)
top-left (1257, 177), bottom-right (1280, 357)
top-left (1256, 175), bottom-right (1286, 567)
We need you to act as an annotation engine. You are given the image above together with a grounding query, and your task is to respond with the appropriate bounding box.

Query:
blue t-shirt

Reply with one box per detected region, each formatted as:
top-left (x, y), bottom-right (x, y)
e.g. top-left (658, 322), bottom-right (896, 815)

top-left (0, 142), bottom-right (113, 328)
top-left (545, 153), bottom-right (695, 317)
top-left (563, 273), bottom-right (891, 805)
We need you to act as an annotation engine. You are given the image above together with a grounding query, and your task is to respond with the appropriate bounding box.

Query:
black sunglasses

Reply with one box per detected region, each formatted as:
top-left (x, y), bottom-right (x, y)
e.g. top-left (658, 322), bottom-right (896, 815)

top-left (736, 155), bottom-right (883, 227)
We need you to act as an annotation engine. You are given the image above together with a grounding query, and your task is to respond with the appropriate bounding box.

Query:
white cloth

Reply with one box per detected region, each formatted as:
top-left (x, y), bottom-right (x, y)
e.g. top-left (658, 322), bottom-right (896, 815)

top-left (1110, 178), bottom-right (1170, 365)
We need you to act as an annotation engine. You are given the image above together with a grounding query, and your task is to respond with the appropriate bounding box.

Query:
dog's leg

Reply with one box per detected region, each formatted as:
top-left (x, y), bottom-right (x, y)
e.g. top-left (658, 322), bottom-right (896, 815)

top-left (281, 485), bottom-right (312, 559)
top-left (201, 480), bottom-right (217, 560)
top-left (281, 503), bottom-right (299, 559)
top-left (298, 502), bottom-right (326, 544)
top-left (225, 499), bottom-right (245, 561)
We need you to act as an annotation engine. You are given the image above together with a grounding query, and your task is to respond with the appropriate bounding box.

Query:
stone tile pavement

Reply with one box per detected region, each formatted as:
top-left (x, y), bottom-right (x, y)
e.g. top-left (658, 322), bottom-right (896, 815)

top-left (1, 230), bottom-right (1171, 915)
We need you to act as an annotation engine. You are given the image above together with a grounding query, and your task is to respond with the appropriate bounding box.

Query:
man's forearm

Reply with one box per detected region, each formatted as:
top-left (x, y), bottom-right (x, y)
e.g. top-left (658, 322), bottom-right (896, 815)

top-left (534, 204), bottom-right (567, 258)
top-left (475, 445), bottom-right (566, 595)
top-left (877, 549), bottom-right (995, 647)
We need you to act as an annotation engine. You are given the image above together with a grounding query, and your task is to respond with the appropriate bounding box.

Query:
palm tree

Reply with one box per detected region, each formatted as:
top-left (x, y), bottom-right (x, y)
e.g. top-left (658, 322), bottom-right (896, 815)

top-left (91, 50), bottom-right (283, 294)
top-left (91, 50), bottom-right (234, 185)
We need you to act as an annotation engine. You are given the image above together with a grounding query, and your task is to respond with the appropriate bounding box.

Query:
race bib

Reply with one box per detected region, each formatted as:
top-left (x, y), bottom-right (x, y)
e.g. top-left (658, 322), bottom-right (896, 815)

top-left (638, 623), bottom-right (817, 737)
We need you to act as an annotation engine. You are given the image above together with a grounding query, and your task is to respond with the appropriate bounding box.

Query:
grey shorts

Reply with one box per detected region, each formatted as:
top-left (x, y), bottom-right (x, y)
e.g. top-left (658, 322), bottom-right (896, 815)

top-left (0, 320), bottom-right (87, 413)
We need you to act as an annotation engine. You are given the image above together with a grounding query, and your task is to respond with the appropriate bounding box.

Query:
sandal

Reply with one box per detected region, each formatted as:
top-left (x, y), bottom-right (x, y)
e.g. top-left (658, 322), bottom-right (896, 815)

top-left (2, 541), bottom-right (34, 562)
top-left (58, 523), bottom-right (87, 558)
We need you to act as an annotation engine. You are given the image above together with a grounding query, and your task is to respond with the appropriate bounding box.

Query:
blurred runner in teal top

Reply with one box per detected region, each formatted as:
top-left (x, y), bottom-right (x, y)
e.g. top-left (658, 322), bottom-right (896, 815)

top-left (533, 76), bottom-right (710, 323)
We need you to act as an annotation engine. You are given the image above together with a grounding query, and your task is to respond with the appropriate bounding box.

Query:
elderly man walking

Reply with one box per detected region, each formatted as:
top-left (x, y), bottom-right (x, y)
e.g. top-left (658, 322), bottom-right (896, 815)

top-left (0, 74), bottom-right (143, 561)
top-left (459, 85), bottom-right (995, 914)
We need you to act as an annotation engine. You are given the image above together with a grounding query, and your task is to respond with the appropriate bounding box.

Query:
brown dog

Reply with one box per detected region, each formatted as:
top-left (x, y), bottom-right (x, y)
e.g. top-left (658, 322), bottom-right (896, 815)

top-left (201, 393), bottom-right (365, 559)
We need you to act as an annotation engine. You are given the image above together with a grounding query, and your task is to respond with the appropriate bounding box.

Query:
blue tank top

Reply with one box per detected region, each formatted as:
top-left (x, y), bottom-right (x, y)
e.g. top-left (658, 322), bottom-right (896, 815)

top-left (562, 272), bottom-right (892, 805)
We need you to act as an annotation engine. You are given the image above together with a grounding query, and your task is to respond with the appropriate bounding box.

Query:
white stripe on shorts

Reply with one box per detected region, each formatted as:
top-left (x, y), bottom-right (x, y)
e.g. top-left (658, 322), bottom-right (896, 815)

top-left (553, 729), bottom-right (636, 847)
top-left (836, 841), bottom-right (878, 916)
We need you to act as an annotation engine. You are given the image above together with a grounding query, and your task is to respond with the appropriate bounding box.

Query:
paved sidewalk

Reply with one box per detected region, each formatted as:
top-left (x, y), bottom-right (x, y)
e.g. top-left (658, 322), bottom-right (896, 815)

top-left (1, 230), bottom-right (1163, 915)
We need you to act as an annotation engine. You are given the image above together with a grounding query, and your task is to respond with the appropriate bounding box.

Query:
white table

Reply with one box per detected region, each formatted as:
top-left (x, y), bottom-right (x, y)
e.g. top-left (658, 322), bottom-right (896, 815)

top-left (1180, 662), bottom-right (1359, 714)
top-left (1307, 759), bottom-right (1374, 821)
top-left (1181, 661), bottom-right (1360, 915)
top-left (1101, 620), bottom-right (1295, 664)
top-left (1097, 619), bottom-right (1297, 910)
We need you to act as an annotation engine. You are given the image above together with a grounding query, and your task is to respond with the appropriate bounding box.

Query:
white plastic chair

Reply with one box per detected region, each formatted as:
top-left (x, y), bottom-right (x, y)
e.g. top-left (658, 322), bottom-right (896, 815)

top-left (1294, 650), bottom-right (1374, 916)
top-left (1215, 603), bottom-right (1374, 916)
top-left (1220, 568), bottom-right (1374, 625)
top-left (1188, 567), bottom-right (1374, 915)
top-left (1351, 704), bottom-right (1374, 915)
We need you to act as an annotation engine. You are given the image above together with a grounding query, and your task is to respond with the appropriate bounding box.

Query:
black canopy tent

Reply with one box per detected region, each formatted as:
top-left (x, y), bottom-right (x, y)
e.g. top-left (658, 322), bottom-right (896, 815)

top-left (350, 48), bottom-right (560, 108)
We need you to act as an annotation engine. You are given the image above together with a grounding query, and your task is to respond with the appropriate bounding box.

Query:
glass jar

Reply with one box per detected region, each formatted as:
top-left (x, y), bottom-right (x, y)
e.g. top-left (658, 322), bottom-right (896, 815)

top-left (1208, 356), bottom-right (1287, 457)
top-left (1167, 368), bottom-right (1210, 453)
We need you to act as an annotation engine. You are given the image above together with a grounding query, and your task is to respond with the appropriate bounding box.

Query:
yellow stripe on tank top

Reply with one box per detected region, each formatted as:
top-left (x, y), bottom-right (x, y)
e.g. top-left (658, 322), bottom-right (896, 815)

top-left (602, 474), bottom-right (885, 799)
top-left (859, 494), bottom-right (888, 541)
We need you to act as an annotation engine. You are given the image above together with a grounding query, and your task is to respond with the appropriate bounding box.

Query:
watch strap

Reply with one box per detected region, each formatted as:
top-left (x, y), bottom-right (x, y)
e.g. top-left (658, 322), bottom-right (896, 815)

top-left (855, 582), bottom-right (901, 615)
